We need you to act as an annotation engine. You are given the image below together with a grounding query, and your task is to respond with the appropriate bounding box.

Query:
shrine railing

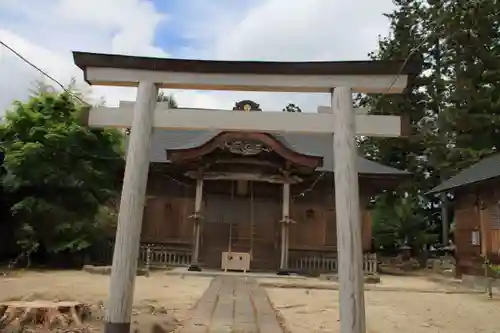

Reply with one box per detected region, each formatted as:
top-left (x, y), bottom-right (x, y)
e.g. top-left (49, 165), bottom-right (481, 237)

top-left (139, 243), bottom-right (192, 268)
top-left (289, 253), bottom-right (378, 274)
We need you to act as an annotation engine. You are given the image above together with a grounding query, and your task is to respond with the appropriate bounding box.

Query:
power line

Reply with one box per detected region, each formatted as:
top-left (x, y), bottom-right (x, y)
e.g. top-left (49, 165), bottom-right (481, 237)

top-left (0, 39), bottom-right (88, 105)
top-left (385, 2), bottom-right (459, 93)
top-left (291, 172), bottom-right (325, 201)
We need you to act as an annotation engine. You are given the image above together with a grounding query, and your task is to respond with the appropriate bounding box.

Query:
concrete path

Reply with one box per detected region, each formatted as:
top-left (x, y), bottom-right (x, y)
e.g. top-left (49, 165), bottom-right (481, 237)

top-left (178, 276), bottom-right (283, 333)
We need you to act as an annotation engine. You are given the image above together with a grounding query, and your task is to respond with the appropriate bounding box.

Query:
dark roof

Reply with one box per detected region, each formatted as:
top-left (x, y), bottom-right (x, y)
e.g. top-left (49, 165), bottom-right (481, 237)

top-left (145, 129), bottom-right (409, 176)
top-left (73, 52), bottom-right (420, 77)
top-left (429, 153), bottom-right (500, 194)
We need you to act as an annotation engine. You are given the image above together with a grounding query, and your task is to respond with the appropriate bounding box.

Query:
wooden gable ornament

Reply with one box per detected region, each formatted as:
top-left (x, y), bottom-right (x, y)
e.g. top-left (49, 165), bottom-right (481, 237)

top-left (233, 100), bottom-right (262, 112)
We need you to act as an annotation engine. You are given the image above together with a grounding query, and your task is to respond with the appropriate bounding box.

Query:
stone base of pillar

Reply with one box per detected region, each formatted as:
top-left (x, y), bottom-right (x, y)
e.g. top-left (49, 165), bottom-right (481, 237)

top-left (188, 264), bottom-right (202, 272)
top-left (277, 269), bottom-right (291, 276)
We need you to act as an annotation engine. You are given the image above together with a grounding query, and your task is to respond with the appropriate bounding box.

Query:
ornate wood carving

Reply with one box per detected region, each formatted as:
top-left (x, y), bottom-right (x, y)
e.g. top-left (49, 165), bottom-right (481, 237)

top-left (167, 132), bottom-right (323, 169)
top-left (233, 100), bottom-right (262, 112)
top-left (220, 139), bottom-right (271, 155)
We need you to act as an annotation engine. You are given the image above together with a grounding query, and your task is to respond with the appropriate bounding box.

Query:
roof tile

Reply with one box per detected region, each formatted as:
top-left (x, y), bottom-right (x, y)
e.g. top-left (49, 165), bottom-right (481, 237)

top-left (429, 153), bottom-right (500, 193)
top-left (144, 129), bottom-right (408, 175)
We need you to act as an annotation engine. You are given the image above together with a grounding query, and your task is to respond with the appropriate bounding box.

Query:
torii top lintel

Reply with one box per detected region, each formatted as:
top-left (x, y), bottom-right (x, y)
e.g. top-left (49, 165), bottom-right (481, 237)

top-left (72, 52), bottom-right (421, 94)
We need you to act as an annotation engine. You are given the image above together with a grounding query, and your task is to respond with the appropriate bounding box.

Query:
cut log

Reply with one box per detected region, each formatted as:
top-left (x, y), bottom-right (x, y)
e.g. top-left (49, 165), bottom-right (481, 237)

top-left (0, 300), bottom-right (91, 330)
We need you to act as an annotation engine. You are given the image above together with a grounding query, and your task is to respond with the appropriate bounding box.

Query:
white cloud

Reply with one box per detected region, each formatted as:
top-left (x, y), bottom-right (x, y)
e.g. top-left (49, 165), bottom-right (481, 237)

top-left (158, 0), bottom-right (395, 111)
top-left (213, 0), bottom-right (393, 61)
top-left (0, 0), bottom-right (169, 112)
top-left (0, 29), bottom-right (83, 112)
top-left (185, 0), bottom-right (394, 111)
top-left (55, 0), bottom-right (168, 57)
top-left (0, 0), bottom-right (395, 115)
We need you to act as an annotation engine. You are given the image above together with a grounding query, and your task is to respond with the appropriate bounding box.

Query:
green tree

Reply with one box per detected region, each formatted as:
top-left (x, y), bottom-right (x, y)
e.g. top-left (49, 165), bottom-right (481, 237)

top-left (283, 103), bottom-right (302, 112)
top-left (0, 88), bottom-right (124, 258)
top-left (362, 0), bottom-right (500, 251)
top-left (359, 0), bottom-right (429, 177)
top-left (372, 194), bottom-right (438, 253)
top-left (125, 92), bottom-right (178, 136)
top-left (359, 0), bottom-right (442, 250)
top-left (438, 0), bottom-right (500, 171)
top-left (157, 91), bottom-right (178, 107)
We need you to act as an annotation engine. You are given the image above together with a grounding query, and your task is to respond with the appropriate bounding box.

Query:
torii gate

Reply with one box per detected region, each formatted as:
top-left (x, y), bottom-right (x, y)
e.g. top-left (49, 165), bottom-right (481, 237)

top-left (73, 52), bottom-right (419, 333)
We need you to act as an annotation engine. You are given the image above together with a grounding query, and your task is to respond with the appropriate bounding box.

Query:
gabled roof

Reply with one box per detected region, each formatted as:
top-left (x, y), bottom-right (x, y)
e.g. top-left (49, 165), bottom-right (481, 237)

top-left (145, 129), bottom-right (409, 176)
top-left (166, 131), bottom-right (324, 169)
top-left (429, 153), bottom-right (500, 194)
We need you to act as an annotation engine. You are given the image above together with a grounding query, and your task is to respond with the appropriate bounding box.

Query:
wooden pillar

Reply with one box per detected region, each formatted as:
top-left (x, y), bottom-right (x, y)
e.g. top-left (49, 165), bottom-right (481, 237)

top-left (280, 182), bottom-right (291, 270)
top-left (105, 81), bottom-right (158, 333)
top-left (285, 223), bottom-right (290, 266)
top-left (478, 199), bottom-right (491, 259)
top-left (332, 87), bottom-right (366, 333)
top-left (362, 211), bottom-right (373, 253)
top-left (441, 192), bottom-right (449, 245)
top-left (359, 195), bottom-right (372, 253)
top-left (188, 177), bottom-right (204, 271)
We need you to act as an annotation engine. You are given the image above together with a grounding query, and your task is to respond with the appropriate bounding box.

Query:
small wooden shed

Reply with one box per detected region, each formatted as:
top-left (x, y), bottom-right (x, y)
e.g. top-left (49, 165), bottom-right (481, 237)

top-left (430, 153), bottom-right (500, 276)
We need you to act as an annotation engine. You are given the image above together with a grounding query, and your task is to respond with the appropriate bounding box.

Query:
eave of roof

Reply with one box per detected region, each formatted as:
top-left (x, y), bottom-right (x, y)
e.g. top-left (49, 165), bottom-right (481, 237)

top-left (142, 129), bottom-right (409, 177)
top-left (166, 131), bottom-right (324, 169)
top-left (428, 153), bottom-right (500, 194)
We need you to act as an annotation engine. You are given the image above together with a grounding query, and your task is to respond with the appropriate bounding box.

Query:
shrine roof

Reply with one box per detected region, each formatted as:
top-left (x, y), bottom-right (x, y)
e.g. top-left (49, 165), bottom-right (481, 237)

top-left (144, 129), bottom-right (408, 176)
top-left (429, 152), bottom-right (500, 194)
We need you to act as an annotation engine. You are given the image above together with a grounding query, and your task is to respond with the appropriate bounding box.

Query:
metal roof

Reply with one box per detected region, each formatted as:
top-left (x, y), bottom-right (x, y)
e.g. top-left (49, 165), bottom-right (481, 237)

top-left (145, 129), bottom-right (409, 176)
top-left (429, 153), bottom-right (500, 194)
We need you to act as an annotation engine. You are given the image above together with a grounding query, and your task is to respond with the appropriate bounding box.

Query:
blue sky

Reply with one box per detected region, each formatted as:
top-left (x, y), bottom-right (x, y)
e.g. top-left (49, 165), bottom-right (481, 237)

top-left (0, 0), bottom-right (396, 114)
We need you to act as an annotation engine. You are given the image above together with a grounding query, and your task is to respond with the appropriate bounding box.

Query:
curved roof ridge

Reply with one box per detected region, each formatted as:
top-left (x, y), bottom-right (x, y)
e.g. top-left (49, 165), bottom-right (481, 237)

top-left (144, 129), bottom-right (409, 175)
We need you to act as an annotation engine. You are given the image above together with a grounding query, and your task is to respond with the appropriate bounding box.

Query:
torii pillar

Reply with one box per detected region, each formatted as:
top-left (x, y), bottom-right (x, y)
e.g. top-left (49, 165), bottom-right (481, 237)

top-left (73, 51), bottom-right (418, 333)
top-left (332, 87), bottom-right (365, 332)
top-left (106, 81), bottom-right (158, 333)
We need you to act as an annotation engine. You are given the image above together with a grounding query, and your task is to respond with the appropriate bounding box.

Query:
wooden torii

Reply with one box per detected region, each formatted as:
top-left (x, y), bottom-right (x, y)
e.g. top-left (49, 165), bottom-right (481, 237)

top-left (73, 52), bottom-right (419, 333)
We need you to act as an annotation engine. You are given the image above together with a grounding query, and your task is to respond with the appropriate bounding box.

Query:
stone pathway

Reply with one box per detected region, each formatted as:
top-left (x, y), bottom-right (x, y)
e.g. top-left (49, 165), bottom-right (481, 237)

top-left (178, 276), bottom-right (283, 333)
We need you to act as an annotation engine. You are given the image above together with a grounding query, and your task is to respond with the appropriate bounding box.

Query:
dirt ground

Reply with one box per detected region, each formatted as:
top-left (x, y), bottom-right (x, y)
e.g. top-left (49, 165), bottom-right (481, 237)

top-left (265, 275), bottom-right (500, 333)
top-left (3, 270), bottom-right (500, 333)
top-left (0, 270), bottom-right (212, 332)
top-left (259, 274), bottom-right (470, 292)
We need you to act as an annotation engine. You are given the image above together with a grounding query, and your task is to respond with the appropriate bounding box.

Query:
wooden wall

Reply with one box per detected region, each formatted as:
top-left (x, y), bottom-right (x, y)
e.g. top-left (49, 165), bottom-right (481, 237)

top-left (140, 166), bottom-right (375, 269)
top-left (140, 167), bottom-right (195, 247)
top-left (141, 196), bottom-right (193, 246)
top-left (201, 192), bottom-right (281, 269)
top-left (454, 184), bottom-right (500, 276)
top-left (491, 206), bottom-right (500, 255)
top-left (479, 187), bottom-right (500, 262)
top-left (454, 192), bottom-right (481, 275)
top-left (288, 184), bottom-right (373, 253)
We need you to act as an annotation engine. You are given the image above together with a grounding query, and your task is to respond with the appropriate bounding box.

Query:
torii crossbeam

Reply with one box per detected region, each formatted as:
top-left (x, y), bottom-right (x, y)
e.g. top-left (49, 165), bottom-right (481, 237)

top-left (73, 51), bottom-right (419, 333)
top-left (85, 102), bottom-right (410, 137)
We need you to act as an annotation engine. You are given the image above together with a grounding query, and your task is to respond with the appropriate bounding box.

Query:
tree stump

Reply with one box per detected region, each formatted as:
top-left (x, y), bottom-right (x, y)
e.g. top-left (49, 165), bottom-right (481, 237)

top-left (0, 300), bottom-right (91, 330)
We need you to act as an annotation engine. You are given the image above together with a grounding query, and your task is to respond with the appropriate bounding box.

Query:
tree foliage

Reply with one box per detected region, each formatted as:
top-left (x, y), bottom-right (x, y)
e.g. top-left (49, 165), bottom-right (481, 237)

top-left (0, 87), bottom-right (124, 257)
top-left (363, 0), bottom-right (500, 251)
top-left (282, 103), bottom-right (302, 113)
top-left (372, 194), bottom-right (438, 253)
top-left (124, 92), bottom-right (178, 136)
top-left (157, 91), bottom-right (178, 107)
